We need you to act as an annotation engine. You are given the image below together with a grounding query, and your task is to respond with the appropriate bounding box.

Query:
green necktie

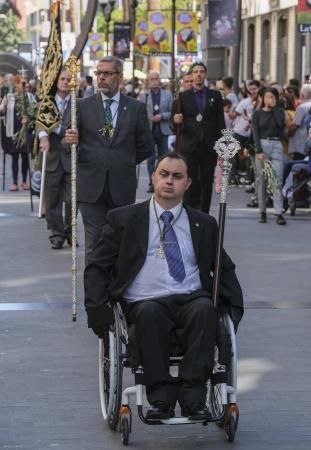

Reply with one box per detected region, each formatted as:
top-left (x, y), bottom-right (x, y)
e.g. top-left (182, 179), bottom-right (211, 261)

top-left (104, 99), bottom-right (113, 125)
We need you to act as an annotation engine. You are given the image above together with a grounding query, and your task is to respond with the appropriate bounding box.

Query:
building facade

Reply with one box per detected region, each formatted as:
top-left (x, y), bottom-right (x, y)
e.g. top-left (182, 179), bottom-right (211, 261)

top-left (201, 0), bottom-right (311, 84)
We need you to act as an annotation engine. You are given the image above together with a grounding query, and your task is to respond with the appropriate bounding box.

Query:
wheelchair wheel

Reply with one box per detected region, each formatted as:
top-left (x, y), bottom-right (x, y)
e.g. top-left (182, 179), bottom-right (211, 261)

top-left (99, 304), bottom-right (123, 430)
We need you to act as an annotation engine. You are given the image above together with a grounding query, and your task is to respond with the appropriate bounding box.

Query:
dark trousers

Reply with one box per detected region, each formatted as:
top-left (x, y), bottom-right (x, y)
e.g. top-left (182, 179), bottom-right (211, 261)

top-left (182, 145), bottom-right (217, 214)
top-left (78, 180), bottom-right (117, 265)
top-left (11, 153), bottom-right (28, 185)
top-left (147, 133), bottom-right (169, 182)
top-left (124, 293), bottom-right (216, 408)
top-left (45, 163), bottom-right (71, 241)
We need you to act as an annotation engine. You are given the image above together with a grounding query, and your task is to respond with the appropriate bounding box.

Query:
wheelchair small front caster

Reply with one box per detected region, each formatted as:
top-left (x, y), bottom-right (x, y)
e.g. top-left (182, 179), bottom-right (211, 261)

top-left (226, 414), bottom-right (236, 443)
top-left (120, 416), bottom-right (130, 446)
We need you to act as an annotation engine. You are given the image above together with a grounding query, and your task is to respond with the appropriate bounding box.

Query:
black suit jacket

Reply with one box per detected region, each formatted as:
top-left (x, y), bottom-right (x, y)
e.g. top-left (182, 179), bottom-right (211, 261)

top-left (84, 200), bottom-right (244, 329)
top-left (74, 93), bottom-right (153, 204)
top-left (173, 88), bottom-right (225, 154)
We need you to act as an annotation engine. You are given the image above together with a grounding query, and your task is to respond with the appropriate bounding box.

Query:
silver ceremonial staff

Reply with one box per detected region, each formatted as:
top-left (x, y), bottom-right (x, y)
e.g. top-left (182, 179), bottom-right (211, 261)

top-left (212, 129), bottom-right (240, 308)
top-left (65, 55), bottom-right (80, 322)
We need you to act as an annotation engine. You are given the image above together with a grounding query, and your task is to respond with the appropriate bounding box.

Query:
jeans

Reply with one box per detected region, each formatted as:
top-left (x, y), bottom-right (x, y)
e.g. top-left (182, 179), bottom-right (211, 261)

top-left (255, 139), bottom-right (284, 215)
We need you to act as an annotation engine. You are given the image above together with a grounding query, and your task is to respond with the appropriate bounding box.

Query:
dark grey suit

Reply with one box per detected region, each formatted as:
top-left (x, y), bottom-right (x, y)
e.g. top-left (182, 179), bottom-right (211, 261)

top-left (44, 101), bottom-right (71, 243)
top-left (74, 92), bottom-right (153, 262)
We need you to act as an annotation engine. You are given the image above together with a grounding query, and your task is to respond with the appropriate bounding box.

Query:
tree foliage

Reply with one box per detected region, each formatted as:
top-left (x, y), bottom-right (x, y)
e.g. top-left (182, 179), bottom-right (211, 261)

top-left (0, 9), bottom-right (24, 53)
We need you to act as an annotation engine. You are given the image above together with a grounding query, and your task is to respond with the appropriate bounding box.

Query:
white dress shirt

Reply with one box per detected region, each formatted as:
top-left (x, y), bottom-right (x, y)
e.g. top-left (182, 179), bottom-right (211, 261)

top-left (101, 91), bottom-right (120, 128)
top-left (123, 198), bottom-right (202, 302)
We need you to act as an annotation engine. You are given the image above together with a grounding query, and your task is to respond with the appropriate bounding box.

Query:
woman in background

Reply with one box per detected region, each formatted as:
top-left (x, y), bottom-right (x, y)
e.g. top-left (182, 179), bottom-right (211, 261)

top-left (252, 87), bottom-right (287, 225)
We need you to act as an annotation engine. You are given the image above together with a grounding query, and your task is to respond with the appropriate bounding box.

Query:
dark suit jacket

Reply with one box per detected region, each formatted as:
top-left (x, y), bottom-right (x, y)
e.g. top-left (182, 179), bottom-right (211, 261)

top-left (74, 92), bottom-right (153, 204)
top-left (173, 88), bottom-right (225, 154)
top-left (84, 200), bottom-right (244, 329)
top-left (46, 100), bottom-right (71, 173)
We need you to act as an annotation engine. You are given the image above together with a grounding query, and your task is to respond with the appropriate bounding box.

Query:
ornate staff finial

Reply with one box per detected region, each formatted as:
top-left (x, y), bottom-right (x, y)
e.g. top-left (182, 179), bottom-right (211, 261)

top-left (214, 129), bottom-right (240, 203)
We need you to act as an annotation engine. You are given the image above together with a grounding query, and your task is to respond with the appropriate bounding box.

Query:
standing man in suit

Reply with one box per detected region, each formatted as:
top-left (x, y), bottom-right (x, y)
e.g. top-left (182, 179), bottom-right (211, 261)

top-left (39, 69), bottom-right (72, 249)
top-left (173, 62), bottom-right (225, 213)
top-left (138, 70), bottom-right (173, 192)
top-left (65, 56), bottom-right (153, 263)
top-left (84, 152), bottom-right (243, 421)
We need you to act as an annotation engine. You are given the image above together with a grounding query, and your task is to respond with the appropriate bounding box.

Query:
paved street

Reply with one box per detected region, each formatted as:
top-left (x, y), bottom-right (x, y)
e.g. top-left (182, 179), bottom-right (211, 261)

top-left (0, 156), bottom-right (311, 450)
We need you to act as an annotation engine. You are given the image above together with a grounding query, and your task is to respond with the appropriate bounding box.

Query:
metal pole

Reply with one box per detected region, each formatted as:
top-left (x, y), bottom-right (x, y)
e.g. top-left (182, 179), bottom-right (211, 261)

top-left (171, 0), bottom-right (176, 90)
top-left (212, 130), bottom-right (240, 308)
top-left (38, 150), bottom-right (47, 218)
top-left (66, 55), bottom-right (80, 322)
top-left (233, 0), bottom-right (242, 94)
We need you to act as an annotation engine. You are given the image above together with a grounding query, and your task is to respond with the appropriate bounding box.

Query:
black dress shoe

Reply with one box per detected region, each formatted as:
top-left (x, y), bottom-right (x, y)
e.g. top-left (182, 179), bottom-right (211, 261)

top-left (50, 238), bottom-right (65, 249)
top-left (258, 212), bottom-right (267, 223)
top-left (247, 198), bottom-right (258, 207)
top-left (66, 234), bottom-right (79, 247)
top-left (181, 403), bottom-right (212, 421)
top-left (145, 401), bottom-right (175, 420)
top-left (276, 214), bottom-right (286, 225)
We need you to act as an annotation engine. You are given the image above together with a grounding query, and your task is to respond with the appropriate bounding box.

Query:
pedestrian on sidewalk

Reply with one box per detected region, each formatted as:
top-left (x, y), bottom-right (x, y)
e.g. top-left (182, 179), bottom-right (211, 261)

top-left (252, 87), bottom-right (287, 225)
top-left (0, 75), bottom-right (34, 192)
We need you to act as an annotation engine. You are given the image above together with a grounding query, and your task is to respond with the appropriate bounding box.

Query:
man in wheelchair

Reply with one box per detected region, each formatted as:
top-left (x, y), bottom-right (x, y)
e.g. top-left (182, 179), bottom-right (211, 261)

top-left (84, 152), bottom-right (243, 422)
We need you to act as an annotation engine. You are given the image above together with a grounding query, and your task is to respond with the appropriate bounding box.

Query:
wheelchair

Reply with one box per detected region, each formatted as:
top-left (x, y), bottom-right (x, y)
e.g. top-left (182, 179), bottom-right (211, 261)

top-left (98, 301), bottom-right (239, 446)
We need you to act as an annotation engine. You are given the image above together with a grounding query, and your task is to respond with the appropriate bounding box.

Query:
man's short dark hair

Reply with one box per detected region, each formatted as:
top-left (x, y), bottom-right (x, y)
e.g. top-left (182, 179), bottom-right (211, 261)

top-left (222, 76), bottom-right (234, 89)
top-left (248, 80), bottom-right (261, 88)
top-left (189, 61), bottom-right (207, 74)
top-left (155, 152), bottom-right (189, 175)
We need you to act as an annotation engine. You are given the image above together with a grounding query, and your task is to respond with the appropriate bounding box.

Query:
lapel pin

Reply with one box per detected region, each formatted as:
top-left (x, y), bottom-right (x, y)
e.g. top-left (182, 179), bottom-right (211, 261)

top-left (195, 222), bottom-right (199, 227)
top-left (124, 106), bottom-right (127, 110)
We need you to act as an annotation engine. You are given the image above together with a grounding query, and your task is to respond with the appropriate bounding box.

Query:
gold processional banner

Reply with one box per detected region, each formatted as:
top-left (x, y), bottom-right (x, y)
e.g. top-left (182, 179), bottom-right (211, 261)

top-left (36, 0), bottom-right (63, 133)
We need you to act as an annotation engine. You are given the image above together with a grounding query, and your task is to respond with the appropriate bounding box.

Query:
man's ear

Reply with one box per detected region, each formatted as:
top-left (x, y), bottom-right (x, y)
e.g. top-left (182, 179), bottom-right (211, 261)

top-left (186, 177), bottom-right (192, 190)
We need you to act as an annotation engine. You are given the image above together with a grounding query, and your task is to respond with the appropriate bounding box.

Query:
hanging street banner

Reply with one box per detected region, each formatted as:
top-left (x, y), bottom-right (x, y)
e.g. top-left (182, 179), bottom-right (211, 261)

top-left (147, 11), bottom-right (172, 54)
top-left (176, 11), bottom-right (198, 55)
top-left (88, 33), bottom-right (105, 60)
top-left (207, 0), bottom-right (238, 48)
top-left (297, 0), bottom-right (311, 33)
top-left (113, 22), bottom-right (131, 59)
top-left (133, 19), bottom-right (149, 55)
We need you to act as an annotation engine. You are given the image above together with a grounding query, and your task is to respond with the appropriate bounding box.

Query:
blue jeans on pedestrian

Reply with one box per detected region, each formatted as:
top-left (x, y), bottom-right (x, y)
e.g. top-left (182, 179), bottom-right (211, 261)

top-left (147, 134), bottom-right (169, 182)
top-left (256, 139), bottom-right (284, 215)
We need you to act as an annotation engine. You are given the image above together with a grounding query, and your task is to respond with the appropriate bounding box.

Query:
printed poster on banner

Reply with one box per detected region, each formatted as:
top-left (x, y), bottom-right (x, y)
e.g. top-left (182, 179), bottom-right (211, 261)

top-left (88, 33), bottom-right (105, 60)
top-left (113, 22), bottom-right (131, 59)
top-left (133, 19), bottom-right (149, 55)
top-left (176, 11), bottom-right (198, 54)
top-left (147, 11), bottom-right (172, 54)
top-left (207, 0), bottom-right (238, 48)
top-left (297, 0), bottom-right (311, 33)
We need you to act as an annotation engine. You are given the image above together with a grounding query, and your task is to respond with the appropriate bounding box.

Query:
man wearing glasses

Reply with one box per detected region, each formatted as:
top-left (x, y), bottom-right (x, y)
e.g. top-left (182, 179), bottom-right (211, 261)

top-left (65, 56), bottom-right (153, 263)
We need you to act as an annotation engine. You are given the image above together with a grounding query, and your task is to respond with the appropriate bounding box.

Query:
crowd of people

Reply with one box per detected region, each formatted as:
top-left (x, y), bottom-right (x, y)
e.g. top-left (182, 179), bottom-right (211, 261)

top-left (0, 62), bottom-right (310, 236)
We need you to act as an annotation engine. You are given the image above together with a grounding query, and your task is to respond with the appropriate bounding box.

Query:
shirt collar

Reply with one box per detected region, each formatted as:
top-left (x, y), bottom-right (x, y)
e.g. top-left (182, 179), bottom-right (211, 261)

top-left (55, 93), bottom-right (70, 105)
top-left (192, 86), bottom-right (206, 94)
top-left (150, 196), bottom-right (183, 223)
top-left (101, 91), bottom-right (120, 104)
